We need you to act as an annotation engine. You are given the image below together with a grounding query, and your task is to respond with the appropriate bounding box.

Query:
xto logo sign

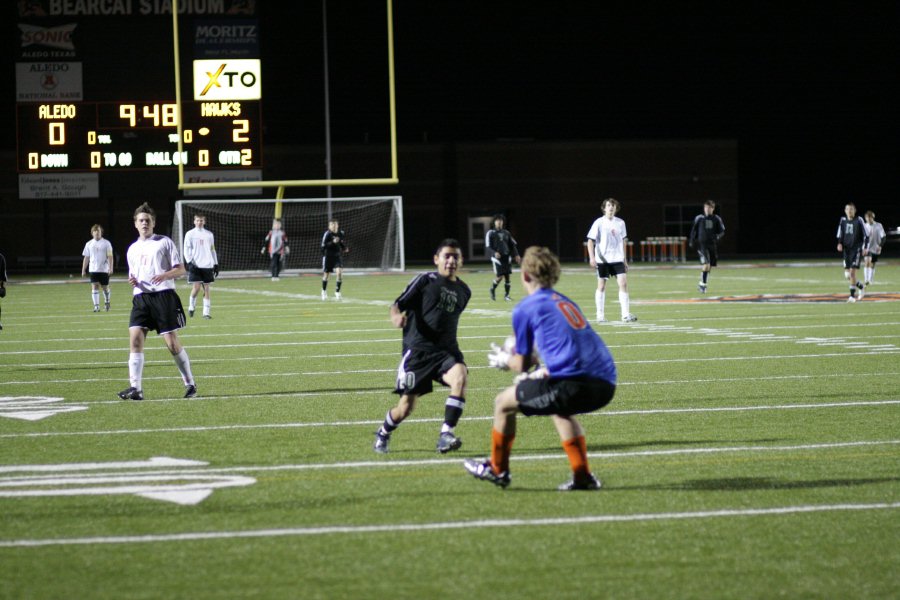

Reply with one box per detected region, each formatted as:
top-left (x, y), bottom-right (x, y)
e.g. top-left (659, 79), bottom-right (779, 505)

top-left (193, 59), bottom-right (261, 100)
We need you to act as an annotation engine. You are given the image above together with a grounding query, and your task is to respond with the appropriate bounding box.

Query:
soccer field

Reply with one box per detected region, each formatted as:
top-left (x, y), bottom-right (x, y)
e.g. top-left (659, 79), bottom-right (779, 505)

top-left (1, 261), bottom-right (898, 599)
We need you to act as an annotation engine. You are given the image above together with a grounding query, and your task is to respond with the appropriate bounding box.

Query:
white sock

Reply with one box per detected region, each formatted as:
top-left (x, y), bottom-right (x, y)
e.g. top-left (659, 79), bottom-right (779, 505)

top-left (92, 290), bottom-right (100, 307)
top-left (619, 290), bottom-right (630, 318)
top-left (128, 352), bottom-right (145, 390)
top-left (203, 298), bottom-right (211, 316)
top-left (104, 289), bottom-right (110, 303)
top-left (189, 296), bottom-right (196, 311)
top-left (173, 349), bottom-right (195, 386)
top-left (595, 290), bottom-right (605, 320)
top-left (865, 267), bottom-right (872, 283)
top-left (869, 267), bottom-right (875, 283)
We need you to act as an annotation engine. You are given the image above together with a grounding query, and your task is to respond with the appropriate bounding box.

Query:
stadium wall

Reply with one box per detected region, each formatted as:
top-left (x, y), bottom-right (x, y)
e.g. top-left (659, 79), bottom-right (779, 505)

top-left (0, 139), bottom-right (738, 271)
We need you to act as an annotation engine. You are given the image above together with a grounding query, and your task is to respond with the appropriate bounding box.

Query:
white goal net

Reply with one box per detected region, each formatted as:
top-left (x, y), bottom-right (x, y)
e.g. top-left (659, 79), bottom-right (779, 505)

top-left (172, 196), bottom-right (404, 274)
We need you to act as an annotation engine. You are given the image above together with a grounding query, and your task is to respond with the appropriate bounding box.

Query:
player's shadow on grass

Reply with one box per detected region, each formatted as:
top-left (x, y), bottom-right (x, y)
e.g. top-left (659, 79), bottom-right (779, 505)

top-left (623, 476), bottom-right (899, 492)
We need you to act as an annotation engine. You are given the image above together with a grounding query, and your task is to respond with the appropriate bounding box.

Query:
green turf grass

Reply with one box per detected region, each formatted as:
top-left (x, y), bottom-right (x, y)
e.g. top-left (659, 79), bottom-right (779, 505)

top-left (0, 260), bottom-right (898, 599)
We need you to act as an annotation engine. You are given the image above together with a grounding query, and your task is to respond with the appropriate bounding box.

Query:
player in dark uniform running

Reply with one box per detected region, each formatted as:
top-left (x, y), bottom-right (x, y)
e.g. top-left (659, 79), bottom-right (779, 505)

top-left (688, 200), bottom-right (726, 293)
top-left (374, 239), bottom-right (472, 454)
top-left (465, 246), bottom-right (617, 490)
top-left (486, 214), bottom-right (520, 301)
top-left (0, 252), bottom-right (7, 331)
top-left (321, 219), bottom-right (347, 300)
top-left (836, 203), bottom-right (868, 302)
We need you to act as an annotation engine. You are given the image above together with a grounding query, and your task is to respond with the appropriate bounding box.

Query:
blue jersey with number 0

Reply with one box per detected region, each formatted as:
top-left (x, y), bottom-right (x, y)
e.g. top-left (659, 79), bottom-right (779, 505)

top-left (512, 287), bottom-right (617, 384)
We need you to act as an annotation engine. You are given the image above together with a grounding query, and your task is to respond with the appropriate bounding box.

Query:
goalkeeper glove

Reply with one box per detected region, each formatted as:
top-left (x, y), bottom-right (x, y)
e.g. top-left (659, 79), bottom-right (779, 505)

top-left (213, 264), bottom-right (219, 277)
top-left (513, 367), bottom-right (549, 384)
top-left (487, 343), bottom-right (511, 370)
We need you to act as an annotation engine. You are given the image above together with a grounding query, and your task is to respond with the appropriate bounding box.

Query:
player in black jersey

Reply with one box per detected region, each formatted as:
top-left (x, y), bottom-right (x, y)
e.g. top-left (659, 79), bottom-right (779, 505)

top-left (836, 203), bottom-right (868, 302)
top-left (486, 214), bottom-right (520, 301)
top-left (321, 219), bottom-right (347, 300)
top-left (0, 252), bottom-right (7, 331)
top-left (374, 239), bottom-right (472, 454)
top-left (688, 200), bottom-right (726, 294)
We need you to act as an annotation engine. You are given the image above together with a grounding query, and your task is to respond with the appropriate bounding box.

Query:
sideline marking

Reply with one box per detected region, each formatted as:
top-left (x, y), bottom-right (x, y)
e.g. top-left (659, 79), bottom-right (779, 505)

top-left (640, 292), bottom-right (900, 304)
top-left (0, 397), bottom-right (88, 422)
top-left (2, 502), bottom-right (898, 548)
top-left (0, 456), bottom-right (255, 506)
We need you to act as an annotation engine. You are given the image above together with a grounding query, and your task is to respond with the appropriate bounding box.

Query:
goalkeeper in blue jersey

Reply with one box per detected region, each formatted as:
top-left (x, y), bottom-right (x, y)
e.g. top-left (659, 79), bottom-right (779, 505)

top-left (465, 246), bottom-right (617, 491)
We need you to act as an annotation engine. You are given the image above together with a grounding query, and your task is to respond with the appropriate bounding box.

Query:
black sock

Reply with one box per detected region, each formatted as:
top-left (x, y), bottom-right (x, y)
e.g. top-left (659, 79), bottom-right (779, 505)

top-left (702, 271), bottom-right (709, 284)
top-left (443, 396), bottom-right (465, 429)
top-left (322, 280), bottom-right (327, 291)
top-left (381, 410), bottom-right (399, 434)
top-left (336, 280), bottom-right (342, 292)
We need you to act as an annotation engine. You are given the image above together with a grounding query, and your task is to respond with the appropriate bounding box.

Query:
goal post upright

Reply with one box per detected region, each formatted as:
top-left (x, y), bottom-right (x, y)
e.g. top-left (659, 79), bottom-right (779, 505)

top-left (170, 0), bottom-right (399, 191)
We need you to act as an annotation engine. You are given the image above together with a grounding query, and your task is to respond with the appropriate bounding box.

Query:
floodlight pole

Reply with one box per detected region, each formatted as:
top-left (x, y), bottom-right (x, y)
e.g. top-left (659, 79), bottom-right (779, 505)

top-left (323, 0), bottom-right (334, 215)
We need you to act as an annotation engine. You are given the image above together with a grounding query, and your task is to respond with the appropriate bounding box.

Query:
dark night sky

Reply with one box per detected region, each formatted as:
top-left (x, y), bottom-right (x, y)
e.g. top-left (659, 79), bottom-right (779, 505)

top-left (259, 1), bottom-right (898, 230)
top-left (6, 1), bottom-right (898, 251)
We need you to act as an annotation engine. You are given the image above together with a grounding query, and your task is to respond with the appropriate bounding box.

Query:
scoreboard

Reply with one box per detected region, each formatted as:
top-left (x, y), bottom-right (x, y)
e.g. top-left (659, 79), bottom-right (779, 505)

top-left (17, 100), bottom-right (262, 172)
top-left (14, 2), bottom-right (264, 177)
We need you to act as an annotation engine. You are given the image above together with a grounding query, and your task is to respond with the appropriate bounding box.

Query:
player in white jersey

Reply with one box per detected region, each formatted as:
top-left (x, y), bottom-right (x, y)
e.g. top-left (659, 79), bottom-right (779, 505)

top-left (183, 214), bottom-right (219, 319)
top-left (118, 202), bottom-right (197, 401)
top-left (863, 211), bottom-right (886, 287)
top-left (81, 224), bottom-right (114, 312)
top-left (585, 198), bottom-right (636, 323)
top-left (261, 218), bottom-right (289, 280)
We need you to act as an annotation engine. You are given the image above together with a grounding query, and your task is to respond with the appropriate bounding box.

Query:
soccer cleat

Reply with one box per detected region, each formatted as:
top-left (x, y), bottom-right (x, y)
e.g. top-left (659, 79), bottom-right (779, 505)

top-left (117, 387), bottom-right (143, 401)
top-left (464, 459), bottom-right (511, 489)
top-left (489, 286), bottom-right (496, 301)
top-left (93, 306), bottom-right (100, 312)
top-left (698, 283), bottom-right (707, 293)
top-left (847, 295), bottom-right (857, 303)
top-left (203, 314), bottom-right (211, 320)
top-left (105, 302), bottom-right (110, 312)
top-left (189, 309), bottom-right (195, 317)
top-left (596, 316), bottom-right (608, 323)
top-left (622, 314), bottom-right (638, 323)
top-left (272, 277), bottom-right (280, 282)
top-left (504, 295), bottom-right (512, 302)
top-left (335, 292), bottom-right (342, 300)
top-left (557, 473), bottom-right (602, 491)
top-left (436, 431), bottom-right (462, 454)
top-left (373, 429), bottom-right (391, 454)
top-left (184, 384), bottom-right (198, 398)
top-left (321, 290), bottom-right (328, 300)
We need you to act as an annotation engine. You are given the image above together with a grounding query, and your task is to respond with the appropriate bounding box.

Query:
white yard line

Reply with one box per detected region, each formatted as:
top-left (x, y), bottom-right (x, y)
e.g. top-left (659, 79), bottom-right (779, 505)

top-left (1, 401), bottom-right (897, 439)
top-left (2, 501), bottom-right (898, 548)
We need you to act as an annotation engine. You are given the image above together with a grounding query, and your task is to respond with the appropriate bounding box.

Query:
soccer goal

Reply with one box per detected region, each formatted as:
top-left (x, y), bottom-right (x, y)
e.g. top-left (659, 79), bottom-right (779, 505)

top-left (172, 196), bottom-right (404, 274)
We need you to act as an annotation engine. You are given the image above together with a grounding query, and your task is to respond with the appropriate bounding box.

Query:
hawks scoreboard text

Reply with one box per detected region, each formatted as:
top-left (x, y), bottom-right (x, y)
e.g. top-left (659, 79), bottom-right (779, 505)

top-left (16, 100), bottom-right (262, 172)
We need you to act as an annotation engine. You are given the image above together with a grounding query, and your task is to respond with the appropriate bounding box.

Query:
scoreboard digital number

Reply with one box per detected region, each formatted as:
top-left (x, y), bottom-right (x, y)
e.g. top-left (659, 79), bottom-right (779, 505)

top-left (16, 101), bottom-right (262, 172)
